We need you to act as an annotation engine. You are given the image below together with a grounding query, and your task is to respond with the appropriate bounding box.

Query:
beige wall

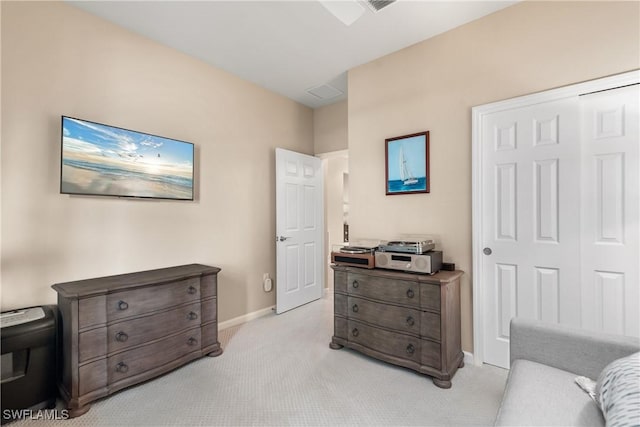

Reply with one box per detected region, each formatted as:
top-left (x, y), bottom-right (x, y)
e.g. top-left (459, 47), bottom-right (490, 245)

top-left (0, 1), bottom-right (314, 322)
top-left (313, 100), bottom-right (348, 154)
top-left (348, 1), bottom-right (640, 352)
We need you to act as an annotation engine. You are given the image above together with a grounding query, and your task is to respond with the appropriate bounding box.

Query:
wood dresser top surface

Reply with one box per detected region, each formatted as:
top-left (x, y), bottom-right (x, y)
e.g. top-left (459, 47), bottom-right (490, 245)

top-left (331, 265), bottom-right (463, 284)
top-left (52, 264), bottom-right (221, 298)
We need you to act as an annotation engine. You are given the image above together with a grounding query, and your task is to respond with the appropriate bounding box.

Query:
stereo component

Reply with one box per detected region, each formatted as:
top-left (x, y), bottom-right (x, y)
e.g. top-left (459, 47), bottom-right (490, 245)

top-left (378, 239), bottom-right (435, 254)
top-left (331, 251), bottom-right (375, 269)
top-left (331, 241), bottom-right (379, 269)
top-left (374, 250), bottom-right (442, 274)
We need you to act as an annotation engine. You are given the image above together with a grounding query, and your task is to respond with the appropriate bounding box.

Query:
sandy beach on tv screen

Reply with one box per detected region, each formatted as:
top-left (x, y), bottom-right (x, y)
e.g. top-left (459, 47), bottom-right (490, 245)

top-left (61, 164), bottom-right (192, 199)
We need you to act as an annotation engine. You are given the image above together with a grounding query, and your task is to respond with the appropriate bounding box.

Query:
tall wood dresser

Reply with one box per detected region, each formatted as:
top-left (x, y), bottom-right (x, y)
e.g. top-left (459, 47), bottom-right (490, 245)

top-left (330, 265), bottom-right (464, 388)
top-left (52, 264), bottom-right (222, 417)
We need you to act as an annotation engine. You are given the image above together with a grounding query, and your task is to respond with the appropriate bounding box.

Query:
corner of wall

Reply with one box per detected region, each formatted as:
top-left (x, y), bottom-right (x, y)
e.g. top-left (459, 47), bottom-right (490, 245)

top-left (313, 100), bottom-right (348, 154)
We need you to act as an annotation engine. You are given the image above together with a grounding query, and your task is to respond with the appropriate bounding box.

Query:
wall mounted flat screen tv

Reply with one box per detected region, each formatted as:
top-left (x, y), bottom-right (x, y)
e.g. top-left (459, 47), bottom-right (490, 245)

top-left (60, 116), bottom-right (194, 200)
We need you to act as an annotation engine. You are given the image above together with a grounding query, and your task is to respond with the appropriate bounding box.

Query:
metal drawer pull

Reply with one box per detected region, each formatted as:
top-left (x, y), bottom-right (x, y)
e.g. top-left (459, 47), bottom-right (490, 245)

top-left (352, 328), bottom-right (359, 337)
top-left (406, 316), bottom-right (415, 326)
top-left (406, 289), bottom-right (415, 299)
top-left (188, 311), bottom-right (198, 320)
top-left (352, 304), bottom-right (359, 313)
top-left (406, 344), bottom-right (415, 355)
top-left (115, 362), bottom-right (129, 373)
top-left (352, 280), bottom-right (359, 289)
top-left (187, 286), bottom-right (197, 295)
top-left (188, 337), bottom-right (198, 346)
top-left (118, 300), bottom-right (129, 310)
top-left (115, 331), bottom-right (129, 342)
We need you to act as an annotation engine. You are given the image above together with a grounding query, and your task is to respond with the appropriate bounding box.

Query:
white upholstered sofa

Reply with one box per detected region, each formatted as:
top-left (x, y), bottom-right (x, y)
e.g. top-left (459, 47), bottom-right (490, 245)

top-left (494, 318), bottom-right (640, 426)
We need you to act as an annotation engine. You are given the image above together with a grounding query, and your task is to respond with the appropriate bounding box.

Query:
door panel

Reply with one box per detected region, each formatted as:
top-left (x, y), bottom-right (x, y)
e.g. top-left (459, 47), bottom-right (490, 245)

top-left (580, 85), bottom-right (639, 338)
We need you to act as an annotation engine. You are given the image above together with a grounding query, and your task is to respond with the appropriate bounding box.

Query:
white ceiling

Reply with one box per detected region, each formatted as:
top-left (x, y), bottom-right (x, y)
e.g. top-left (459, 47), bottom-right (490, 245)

top-left (68, 1), bottom-right (517, 109)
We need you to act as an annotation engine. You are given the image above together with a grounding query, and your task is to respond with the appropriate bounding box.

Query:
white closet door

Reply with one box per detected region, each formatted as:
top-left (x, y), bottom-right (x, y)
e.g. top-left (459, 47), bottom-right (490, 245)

top-left (580, 85), bottom-right (639, 337)
top-left (478, 82), bottom-right (640, 369)
top-left (481, 98), bottom-right (582, 368)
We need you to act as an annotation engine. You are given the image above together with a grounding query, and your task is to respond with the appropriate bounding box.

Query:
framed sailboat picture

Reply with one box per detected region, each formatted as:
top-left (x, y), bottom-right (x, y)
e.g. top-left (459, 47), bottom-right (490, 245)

top-left (385, 131), bottom-right (430, 195)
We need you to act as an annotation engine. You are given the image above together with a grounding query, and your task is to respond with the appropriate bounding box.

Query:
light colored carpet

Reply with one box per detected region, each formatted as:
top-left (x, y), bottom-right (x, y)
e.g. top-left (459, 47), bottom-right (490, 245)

top-left (13, 294), bottom-right (507, 426)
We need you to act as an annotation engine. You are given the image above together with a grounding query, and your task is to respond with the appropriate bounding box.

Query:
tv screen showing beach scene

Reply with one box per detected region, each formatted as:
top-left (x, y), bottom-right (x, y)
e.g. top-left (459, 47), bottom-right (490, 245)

top-left (60, 116), bottom-right (194, 200)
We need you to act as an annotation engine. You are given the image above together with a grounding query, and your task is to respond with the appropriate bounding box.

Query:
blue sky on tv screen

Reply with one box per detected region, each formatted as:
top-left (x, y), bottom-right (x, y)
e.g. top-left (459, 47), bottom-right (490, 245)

top-left (62, 117), bottom-right (193, 168)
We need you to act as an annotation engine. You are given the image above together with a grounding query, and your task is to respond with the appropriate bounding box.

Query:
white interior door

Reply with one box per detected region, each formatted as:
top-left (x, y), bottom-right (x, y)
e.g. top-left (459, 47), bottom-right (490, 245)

top-left (473, 74), bottom-right (640, 369)
top-left (275, 148), bottom-right (324, 314)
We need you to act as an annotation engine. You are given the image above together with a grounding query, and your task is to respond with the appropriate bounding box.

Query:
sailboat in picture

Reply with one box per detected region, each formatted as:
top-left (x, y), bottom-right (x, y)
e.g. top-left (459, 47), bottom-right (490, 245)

top-left (385, 131), bottom-right (429, 195)
top-left (399, 145), bottom-right (418, 186)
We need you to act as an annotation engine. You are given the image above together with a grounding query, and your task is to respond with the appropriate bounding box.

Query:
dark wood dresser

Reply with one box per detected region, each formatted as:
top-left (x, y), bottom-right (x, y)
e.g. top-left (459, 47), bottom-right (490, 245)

top-left (330, 265), bottom-right (464, 388)
top-left (52, 264), bottom-right (222, 417)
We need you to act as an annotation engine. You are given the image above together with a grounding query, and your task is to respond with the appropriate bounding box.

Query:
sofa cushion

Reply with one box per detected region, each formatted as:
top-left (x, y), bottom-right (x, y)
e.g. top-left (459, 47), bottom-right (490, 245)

top-left (494, 359), bottom-right (604, 426)
top-left (596, 352), bottom-right (640, 427)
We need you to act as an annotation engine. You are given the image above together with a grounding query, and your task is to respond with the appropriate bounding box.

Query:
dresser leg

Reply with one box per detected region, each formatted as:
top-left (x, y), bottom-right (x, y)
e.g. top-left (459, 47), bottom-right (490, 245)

top-left (207, 347), bottom-right (224, 357)
top-left (329, 341), bottom-right (343, 350)
top-left (67, 404), bottom-right (91, 418)
top-left (459, 359), bottom-right (465, 368)
top-left (432, 378), bottom-right (452, 389)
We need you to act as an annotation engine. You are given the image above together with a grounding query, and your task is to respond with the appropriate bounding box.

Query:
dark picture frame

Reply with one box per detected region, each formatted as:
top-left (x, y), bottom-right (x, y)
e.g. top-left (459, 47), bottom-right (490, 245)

top-left (385, 131), bottom-right (430, 195)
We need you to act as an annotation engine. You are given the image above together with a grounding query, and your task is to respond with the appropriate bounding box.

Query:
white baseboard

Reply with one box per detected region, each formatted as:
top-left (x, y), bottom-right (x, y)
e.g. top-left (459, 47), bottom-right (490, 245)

top-left (218, 305), bottom-right (275, 330)
top-left (463, 351), bottom-right (474, 366)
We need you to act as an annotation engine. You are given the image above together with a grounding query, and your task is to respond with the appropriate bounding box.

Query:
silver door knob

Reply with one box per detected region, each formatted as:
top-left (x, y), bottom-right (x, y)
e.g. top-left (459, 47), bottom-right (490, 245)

top-left (277, 236), bottom-right (291, 242)
top-left (483, 247), bottom-right (492, 255)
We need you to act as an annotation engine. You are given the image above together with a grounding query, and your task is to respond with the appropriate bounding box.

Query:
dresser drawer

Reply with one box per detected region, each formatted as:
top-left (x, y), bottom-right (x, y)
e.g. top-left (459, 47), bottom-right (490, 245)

top-left (334, 271), bottom-right (347, 293)
top-left (347, 273), bottom-right (419, 307)
top-left (420, 283), bottom-right (441, 312)
top-left (347, 296), bottom-right (420, 335)
top-left (347, 320), bottom-right (421, 363)
top-left (108, 328), bottom-right (202, 384)
top-left (201, 297), bottom-right (217, 325)
top-left (201, 322), bottom-right (218, 349)
top-left (334, 316), bottom-right (348, 340)
top-left (107, 277), bottom-right (200, 321)
top-left (420, 311), bottom-right (441, 341)
top-left (107, 302), bottom-right (201, 354)
top-left (200, 274), bottom-right (217, 299)
top-left (79, 359), bottom-right (107, 396)
top-left (334, 293), bottom-right (347, 317)
top-left (79, 327), bottom-right (106, 363)
top-left (79, 296), bottom-right (106, 329)
top-left (421, 339), bottom-right (441, 370)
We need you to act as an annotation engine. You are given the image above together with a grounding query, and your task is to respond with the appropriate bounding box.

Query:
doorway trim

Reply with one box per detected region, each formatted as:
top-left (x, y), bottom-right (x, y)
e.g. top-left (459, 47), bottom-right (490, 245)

top-left (317, 149), bottom-right (349, 292)
top-left (471, 70), bottom-right (640, 366)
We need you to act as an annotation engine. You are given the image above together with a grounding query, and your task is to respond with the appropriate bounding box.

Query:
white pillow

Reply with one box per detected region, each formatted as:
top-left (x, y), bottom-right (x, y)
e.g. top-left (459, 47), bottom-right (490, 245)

top-left (595, 352), bottom-right (640, 427)
top-left (575, 375), bottom-right (597, 401)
